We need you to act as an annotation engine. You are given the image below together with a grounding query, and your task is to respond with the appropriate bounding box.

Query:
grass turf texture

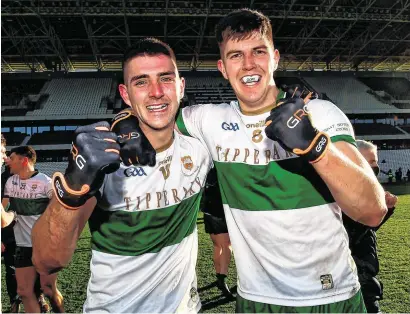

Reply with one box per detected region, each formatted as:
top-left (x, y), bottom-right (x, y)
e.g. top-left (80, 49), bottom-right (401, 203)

top-left (2, 195), bottom-right (409, 313)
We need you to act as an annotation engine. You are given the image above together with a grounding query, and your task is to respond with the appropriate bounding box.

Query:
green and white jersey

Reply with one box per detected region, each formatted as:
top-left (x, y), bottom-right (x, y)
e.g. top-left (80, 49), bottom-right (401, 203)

top-left (4, 172), bottom-right (52, 247)
top-left (176, 98), bottom-right (360, 307)
top-left (84, 132), bottom-right (212, 313)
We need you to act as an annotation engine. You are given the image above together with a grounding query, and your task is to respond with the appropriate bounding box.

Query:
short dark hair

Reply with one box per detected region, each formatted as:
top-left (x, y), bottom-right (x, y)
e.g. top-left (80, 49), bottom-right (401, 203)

top-left (1, 134), bottom-right (6, 147)
top-left (122, 38), bottom-right (176, 71)
top-left (215, 8), bottom-right (273, 46)
top-left (10, 146), bottom-right (37, 164)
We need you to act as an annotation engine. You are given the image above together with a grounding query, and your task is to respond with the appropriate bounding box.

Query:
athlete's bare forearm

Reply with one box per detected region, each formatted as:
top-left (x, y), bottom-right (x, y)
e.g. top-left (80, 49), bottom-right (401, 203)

top-left (313, 143), bottom-right (386, 227)
top-left (32, 196), bottom-right (96, 275)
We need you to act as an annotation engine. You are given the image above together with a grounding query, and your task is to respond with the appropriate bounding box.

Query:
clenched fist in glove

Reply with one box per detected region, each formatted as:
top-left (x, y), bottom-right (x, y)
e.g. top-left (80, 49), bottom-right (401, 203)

top-left (111, 109), bottom-right (156, 167)
top-left (265, 89), bottom-right (330, 163)
top-left (53, 122), bottom-right (121, 209)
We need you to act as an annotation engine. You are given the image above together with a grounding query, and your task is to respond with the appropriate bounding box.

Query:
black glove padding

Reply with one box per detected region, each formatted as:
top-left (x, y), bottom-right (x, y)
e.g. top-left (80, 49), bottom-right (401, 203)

top-left (53, 121), bottom-right (121, 209)
top-left (111, 109), bottom-right (156, 167)
top-left (265, 97), bottom-right (330, 163)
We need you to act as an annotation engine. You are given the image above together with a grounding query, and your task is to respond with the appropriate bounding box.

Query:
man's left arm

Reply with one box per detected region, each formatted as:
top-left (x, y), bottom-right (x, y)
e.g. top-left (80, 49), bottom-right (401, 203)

top-left (265, 97), bottom-right (387, 227)
top-left (312, 140), bottom-right (386, 227)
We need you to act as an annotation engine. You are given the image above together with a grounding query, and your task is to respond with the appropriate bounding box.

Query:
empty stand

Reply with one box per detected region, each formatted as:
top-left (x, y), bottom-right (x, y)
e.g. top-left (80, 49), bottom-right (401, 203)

top-left (2, 132), bottom-right (27, 146)
top-left (35, 162), bottom-right (68, 178)
top-left (26, 78), bottom-right (112, 116)
top-left (27, 131), bottom-right (74, 145)
top-left (359, 77), bottom-right (410, 100)
top-left (304, 76), bottom-right (392, 111)
top-left (352, 123), bottom-right (404, 136)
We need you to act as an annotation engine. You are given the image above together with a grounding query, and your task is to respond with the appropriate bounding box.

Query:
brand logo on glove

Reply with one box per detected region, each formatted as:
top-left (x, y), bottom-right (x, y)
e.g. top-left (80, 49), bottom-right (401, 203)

top-left (55, 180), bottom-right (64, 198)
top-left (119, 132), bottom-right (140, 140)
top-left (286, 105), bottom-right (309, 129)
top-left (124, 167), bottom-right (147, 177)
top-left (76, 155), bottom-right (87, 170)
top-left (222, 122), bottom-right (239, 131)
top-left (315, 136), bottom-right (327, 153)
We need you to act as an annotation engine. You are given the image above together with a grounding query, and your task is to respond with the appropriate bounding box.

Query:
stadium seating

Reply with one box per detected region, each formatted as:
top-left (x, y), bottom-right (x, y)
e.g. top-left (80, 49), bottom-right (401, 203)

top-left (35, 161), bottom-right (68, 178)
top-left (377, 149), bottom-right (410, 182)
top-left (26, 78), bottom-right (112, 116)
top-left (359, 77), bottom-right (410, 100)
top-left (304, 76), bottom-right (393, 111)
top-left (27, 131), bottom-right (74, 145)
top-left (2, 132), bottom-right (27, 146)
top-left (352, 123), bottom-right (404, 136)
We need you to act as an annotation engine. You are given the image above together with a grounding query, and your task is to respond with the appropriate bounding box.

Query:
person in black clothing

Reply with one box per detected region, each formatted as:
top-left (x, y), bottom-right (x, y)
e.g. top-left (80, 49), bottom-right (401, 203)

top-left (201, 167), bottom-right (234, 300)
top-left (343, 140), bottom-right (398, 313)
top-left (407, 169), bottom-right (410, 182)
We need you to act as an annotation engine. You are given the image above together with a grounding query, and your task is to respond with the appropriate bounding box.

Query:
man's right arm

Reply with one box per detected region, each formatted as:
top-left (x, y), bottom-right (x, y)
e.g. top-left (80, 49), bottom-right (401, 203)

top-left (32, 121), bottom-right (121, 275)
top-left (32, 196), bottom-right (96, 275)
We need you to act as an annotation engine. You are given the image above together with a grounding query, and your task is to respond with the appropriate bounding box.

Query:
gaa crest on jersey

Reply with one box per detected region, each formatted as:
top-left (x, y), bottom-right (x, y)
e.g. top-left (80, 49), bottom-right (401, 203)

top-left (320, 274), bottom-right (334, 290)
top-left (31, 184), bottom-right (38, 191)
top-left (181, 156), bottom-right (194, 170)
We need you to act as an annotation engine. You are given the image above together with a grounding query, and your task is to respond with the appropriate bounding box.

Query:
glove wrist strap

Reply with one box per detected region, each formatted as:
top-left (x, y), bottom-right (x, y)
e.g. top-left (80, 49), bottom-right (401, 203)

top-left (52, 172), bottom-right (90, 210)
top-left (306, 133), bottom-right (330, 164)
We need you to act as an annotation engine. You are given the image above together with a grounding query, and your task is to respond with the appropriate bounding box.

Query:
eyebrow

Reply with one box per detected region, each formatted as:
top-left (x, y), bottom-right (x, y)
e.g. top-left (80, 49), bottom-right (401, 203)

top-left (129, 71), bottom-right (176, 84)
top-left (225, 45), bottom-right (268, 58)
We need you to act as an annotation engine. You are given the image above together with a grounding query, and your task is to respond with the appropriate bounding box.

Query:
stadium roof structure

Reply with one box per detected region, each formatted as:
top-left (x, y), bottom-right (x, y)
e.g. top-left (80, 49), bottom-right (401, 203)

top-left (2, 0), bottom-right (410, 72)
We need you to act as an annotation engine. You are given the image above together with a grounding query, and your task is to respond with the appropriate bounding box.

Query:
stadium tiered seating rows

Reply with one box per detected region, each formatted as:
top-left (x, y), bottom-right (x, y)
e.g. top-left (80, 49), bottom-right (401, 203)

top-left (26, 78), bottom-right (112, 116)
top-left (304, 76), bottom-right (392, 111)
top-left (35, 162), bottom-right (68, 178)
top-left (378, 149), bottom-right (410, 182)
top-left (352, 123), bottom-right (404, 136)
top-left (359, 77), bottom-right (410, 100)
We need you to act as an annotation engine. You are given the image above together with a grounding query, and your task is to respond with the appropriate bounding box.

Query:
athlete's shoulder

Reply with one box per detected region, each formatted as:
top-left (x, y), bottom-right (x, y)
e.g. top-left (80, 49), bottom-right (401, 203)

top-left (176, 132), bottom-right (210, 157)
top-left (183, 102), bottom-right (234, 115)
top-left (33, 172), bottom-right (52, 182)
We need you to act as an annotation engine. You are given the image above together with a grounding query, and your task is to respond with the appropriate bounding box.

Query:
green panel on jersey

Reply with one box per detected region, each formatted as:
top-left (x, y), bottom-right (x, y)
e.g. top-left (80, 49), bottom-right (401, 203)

top-left (331, 134), bottom-right (356, 147)
top-left (215, 158), bottom-right (334, 211)
top-left (10, 197), bottom-right (49, 216)
top-left (176, 111), bottom-right (191, 137)
top-left (89, 192), bottom-right (202, 256)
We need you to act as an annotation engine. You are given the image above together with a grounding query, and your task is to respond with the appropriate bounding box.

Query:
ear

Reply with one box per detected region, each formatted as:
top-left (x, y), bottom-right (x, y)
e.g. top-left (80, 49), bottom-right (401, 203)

top-left (179, 76), bottom-right (186, 100)
top-left (118, 84), bottom-right (131, 108)
top-left (22, 156), bottom-right (29, 166)
top-left (217, 59), bottom-right (228, 80)
top-left (273, 49), bottom-right (280, 71)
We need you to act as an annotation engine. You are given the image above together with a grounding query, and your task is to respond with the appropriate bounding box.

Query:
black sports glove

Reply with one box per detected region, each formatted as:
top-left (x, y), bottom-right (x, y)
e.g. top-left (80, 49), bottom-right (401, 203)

top-left (111, 109), bottom-right (156, 167)
top-left (53, 122), bottom-right (121, 209)
top-left (265, 90), bottom-right (329, 163)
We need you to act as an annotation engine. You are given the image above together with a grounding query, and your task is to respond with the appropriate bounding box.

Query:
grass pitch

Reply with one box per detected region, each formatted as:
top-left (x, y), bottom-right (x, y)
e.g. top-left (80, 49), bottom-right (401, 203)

top-left (2, 195), bottom-right (409, 313)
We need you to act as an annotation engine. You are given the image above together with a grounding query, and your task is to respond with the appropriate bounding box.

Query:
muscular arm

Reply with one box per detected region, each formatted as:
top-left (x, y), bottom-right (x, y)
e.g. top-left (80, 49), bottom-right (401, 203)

top-left (313, 141), bottom-right (387, 227)
top-left (32, 196), bottom-right (96, 275)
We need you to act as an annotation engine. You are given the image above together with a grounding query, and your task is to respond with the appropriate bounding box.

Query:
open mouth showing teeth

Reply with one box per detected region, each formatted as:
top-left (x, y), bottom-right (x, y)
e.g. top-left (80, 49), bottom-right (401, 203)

top-left (147, 104), bottom-right (168, 112)
top-left (241, 75), bottom-right (261, 85)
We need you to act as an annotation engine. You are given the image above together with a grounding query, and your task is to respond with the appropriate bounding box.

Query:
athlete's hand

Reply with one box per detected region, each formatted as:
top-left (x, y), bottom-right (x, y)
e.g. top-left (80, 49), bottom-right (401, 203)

top-left (265, 88), bottom-right (329, 163)
top-left (53, 122), bottom-right (121, 209)
top-left (111, 109), bottom-right (156, 167)
top-left (385, 191), bottom-right (398, 209)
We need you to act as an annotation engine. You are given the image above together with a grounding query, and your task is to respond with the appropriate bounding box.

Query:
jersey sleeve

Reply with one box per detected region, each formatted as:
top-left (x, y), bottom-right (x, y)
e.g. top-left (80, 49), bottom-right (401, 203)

top-left (176, 104), bottom-right (210, 140)
top-left (3, 177), bottom-right (12, 198)
top-left (307, 99), bottom-right (356, 146)
top-left (44, 175), bottom-right (53, 199)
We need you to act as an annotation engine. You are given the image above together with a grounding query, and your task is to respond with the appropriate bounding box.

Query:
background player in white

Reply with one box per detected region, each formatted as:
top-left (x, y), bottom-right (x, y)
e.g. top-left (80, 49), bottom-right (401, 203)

top-left (32, 38), bottom-right (212, 313)
top-left (2, 146), bottom-right (64, 313)
top-left (116, 8), bottom-right (388, 313)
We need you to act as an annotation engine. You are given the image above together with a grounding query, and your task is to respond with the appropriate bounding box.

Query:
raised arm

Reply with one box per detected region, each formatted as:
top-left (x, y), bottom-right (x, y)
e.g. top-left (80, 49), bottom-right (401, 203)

top-left (265, 96), bottom-right (386, 227)
top-left (32, 121), bottom-right (121, 275)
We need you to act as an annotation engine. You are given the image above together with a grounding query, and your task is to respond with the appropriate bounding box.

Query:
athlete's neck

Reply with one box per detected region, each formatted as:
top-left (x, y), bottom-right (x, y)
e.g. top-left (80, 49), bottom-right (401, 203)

top-left (18, 166), bottom-right (36, 180)
top-left (239, 86), bottom-right (281, 116)
top-left (140, 124), bottom-right (175, 153)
